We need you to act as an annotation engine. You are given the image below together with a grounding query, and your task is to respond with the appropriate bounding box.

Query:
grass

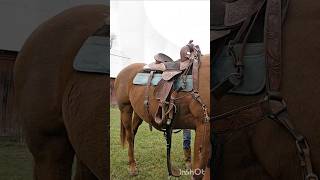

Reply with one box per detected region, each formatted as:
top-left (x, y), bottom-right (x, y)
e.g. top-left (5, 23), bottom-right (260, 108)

top-left (0, 108), bottom-right (195, 180)
top-left (0, 137), bottom-right (33, 180)
top-left (110, 108), bottom-right (195, 180)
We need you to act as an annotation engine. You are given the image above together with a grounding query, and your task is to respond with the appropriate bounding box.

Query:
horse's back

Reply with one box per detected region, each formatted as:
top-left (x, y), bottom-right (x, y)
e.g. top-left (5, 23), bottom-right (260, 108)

top-left (14, 5), bottom-right (107, 109)
top-left (115, 63), bottom-right (145, 107)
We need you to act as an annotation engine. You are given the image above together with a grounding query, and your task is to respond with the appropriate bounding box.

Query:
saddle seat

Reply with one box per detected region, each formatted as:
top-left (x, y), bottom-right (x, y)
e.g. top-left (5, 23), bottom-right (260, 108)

top-left (143, 53), bottom-right (192, 81)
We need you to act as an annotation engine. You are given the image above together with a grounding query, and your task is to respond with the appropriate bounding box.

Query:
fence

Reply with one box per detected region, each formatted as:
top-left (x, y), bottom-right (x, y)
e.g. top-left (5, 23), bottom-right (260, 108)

top-left (0, 50), bottom-right (20, 138)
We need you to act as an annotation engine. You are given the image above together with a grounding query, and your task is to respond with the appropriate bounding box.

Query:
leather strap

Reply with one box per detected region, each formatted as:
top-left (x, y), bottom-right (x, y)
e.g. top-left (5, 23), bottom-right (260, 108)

top-left (144, 71), bottom-right (155, 130)
top-left (212, 0), bottom-right (319, 179)
top-left (154, 80), bottom-right (174, 125)
top-left (264, 0), bottom-right (317, 178)
top-left (265, 97), bottom-right (319, 180)
top-left (265, 0), bottom-right (282, 92)
top-left (192, 57), bottom-right (200, 92)
top-left (213, 99), bottom-right (268, 133)
top-left (190, 43), bottom-right (201, 93)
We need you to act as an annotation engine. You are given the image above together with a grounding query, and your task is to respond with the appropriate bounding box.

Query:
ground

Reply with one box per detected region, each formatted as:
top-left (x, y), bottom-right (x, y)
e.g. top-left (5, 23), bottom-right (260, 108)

top-left (0, 108), bottom-right (194, 180)
top-left (0, 137), bottom-right (33, 180)
top-left (110, 108), bottom-right (195, 180)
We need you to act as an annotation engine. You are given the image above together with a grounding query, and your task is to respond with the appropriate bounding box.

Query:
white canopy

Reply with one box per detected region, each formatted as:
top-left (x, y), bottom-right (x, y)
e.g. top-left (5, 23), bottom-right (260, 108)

top-left (110, 0), bottom-right (210, 78)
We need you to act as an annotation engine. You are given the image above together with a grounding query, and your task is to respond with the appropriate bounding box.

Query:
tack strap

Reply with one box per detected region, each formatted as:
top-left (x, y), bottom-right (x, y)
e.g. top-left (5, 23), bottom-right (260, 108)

top-left (191, 44), bottom-right (201, 92)
top-left (264, 0), bottom-right (317, 178)
top-left (144, 70), bottom-right (155, 130)
top-left (265, 0), bottom-right (282, 92)
top-left (265, 96), bottom-right (318, 180)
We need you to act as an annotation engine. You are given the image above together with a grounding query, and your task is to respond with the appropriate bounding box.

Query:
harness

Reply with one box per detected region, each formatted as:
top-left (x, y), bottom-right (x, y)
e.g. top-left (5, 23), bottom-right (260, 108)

top-left (211, 0), bottom-right (318, 179)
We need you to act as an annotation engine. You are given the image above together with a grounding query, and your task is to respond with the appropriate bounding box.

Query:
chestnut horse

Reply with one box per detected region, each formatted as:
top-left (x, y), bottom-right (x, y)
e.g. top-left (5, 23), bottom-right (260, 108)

top-left (115, 55), bottom-right (210, 179)
top-left (211, 0), bottom-right (320, 179)
top-left (14, 5), bottom-right (109, 179)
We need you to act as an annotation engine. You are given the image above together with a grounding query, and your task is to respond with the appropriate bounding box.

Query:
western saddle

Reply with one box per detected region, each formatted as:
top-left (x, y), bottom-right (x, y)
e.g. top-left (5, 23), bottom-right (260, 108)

top-left (211, 0), bottom-right (319, 180)
top-left (143, 40), bottom-right (206, 126)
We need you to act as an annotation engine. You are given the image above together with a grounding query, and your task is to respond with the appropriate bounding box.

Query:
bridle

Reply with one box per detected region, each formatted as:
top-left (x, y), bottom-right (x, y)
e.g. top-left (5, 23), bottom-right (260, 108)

top-left (210, 0), bottom-right (319, 179)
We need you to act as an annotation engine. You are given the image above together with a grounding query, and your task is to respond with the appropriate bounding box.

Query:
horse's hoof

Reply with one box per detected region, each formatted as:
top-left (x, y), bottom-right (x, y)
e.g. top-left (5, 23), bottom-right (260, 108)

top-left (129, 169), bottom-right (138, 176)
top-left (129, 164), bottom-right (138, 176)
top-left (129, 171), bottom-right (138, 176)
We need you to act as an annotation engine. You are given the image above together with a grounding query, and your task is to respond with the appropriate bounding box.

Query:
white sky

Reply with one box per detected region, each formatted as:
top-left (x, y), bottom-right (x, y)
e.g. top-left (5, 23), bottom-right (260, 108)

top-left (110, 0), bottom-right (210, 77)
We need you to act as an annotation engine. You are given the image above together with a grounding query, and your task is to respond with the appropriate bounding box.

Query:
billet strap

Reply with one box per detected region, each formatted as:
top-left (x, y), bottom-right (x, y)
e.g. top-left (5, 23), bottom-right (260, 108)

top-left (167, 91), bottom-right (178, 123)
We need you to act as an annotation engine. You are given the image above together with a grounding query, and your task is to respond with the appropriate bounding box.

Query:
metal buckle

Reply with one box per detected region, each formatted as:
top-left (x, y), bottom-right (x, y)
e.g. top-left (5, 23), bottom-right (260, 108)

top-left (264, 93), bottom-right (287, 117)
top-left (295, 137), bottom-right (308, 155)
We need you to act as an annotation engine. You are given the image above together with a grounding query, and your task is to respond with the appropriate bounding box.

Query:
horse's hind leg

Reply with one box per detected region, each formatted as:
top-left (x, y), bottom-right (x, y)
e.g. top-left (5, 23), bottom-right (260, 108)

top-left (25, 122), bottom-right (75, 180)
top-left (128, 112), bottom-right (144, 176)
top-left (74, 159), bottom-right (98, 180)
top-left (132, 112), bottom-right (143, 136)
top-left (119, 104), bottom-right (138, 176)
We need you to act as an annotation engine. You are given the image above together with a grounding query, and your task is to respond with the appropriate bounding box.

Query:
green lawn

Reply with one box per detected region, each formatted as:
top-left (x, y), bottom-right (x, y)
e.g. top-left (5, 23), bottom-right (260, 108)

top-left (110, 108), bottom-right (195, 180)
top-left (0, 108), bottom-right (195, 180)
top-left (0, 137), bottom-right (33, 180)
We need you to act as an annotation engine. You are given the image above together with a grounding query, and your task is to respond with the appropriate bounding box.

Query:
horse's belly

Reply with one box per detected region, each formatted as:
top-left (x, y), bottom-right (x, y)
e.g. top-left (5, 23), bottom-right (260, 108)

top-left (129, 85), bottom-right (197, 130)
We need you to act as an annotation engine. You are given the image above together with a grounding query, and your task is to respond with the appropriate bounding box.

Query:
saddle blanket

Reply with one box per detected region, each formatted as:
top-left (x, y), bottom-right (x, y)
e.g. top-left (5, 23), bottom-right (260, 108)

top-left (73, 36), bottom-right (109, 74)
top-left (133, 73), bottom-right (193, 92)
top-left (213, 43), bottom-right (266, 95)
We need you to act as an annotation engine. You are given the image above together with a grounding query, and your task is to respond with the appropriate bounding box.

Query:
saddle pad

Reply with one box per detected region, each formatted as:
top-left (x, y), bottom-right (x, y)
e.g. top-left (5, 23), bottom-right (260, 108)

top-left (133, 73), bottom-right (193, 92)
top-left (213, 43), bottom-right (266, 95)
top-left (73, 36), bottom-right (109, 74)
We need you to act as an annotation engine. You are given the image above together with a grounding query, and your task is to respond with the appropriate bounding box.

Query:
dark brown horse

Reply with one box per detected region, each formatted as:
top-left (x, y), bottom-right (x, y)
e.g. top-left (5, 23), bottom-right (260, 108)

top-left (115, 55), bottom-right (210, 179)
top-left (211, 0), bottom-right (320, 179)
